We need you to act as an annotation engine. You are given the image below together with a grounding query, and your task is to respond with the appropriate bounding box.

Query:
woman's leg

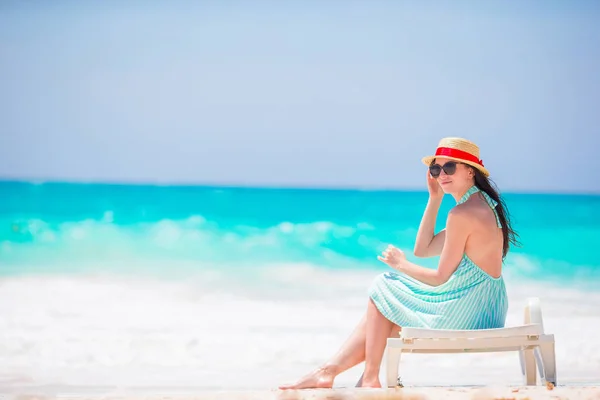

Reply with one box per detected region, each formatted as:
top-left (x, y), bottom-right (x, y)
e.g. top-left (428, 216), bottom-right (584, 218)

top-left (354, 323), bottom-right (401, 387)
top-left (359, 298), bottom-right (395, 388)
top-left (278, 312), bottom-right (368, 389)
top-left (279, 301), bottom-right (401, 390)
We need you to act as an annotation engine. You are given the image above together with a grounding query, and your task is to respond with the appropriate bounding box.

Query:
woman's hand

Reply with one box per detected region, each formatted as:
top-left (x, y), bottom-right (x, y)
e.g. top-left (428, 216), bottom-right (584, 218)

top-left (427, 170), bottom-right (444, 200)
top-left (378, 244), bottom-right (407, 271)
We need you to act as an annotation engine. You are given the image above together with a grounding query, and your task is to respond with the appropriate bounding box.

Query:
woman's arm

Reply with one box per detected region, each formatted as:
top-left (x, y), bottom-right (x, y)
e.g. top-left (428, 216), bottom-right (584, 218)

top-left (413, 196), bottom-right (444, 257)
top-left (414, 172), bottom-right (445, 258)
top-left (380, 208), bottom-right (471, 286)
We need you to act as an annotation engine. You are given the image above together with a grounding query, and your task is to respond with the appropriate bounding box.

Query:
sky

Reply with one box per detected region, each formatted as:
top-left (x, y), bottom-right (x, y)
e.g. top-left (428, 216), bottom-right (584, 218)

top-left (1, 0), bottom-right (599, 193)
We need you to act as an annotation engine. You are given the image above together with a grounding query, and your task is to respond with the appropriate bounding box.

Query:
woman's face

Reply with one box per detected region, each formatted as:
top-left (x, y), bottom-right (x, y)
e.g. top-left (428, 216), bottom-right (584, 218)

top-left (429, 157), bottom-right (474, 193)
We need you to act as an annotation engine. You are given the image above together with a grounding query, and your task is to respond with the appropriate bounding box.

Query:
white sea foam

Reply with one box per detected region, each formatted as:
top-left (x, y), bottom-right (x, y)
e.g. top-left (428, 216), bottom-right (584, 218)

top-left (0, 264), bottom-right (599, 394)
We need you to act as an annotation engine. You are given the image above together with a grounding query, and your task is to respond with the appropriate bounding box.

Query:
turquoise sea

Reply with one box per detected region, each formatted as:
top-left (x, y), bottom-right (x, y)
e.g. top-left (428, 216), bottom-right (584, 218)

top-left (1, 180), bottom-right (599, 390)
top-left (2, 181), bottom-right (599, 284)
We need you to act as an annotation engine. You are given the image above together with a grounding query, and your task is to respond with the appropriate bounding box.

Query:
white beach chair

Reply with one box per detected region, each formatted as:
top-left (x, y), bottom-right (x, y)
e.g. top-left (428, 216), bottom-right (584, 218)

top-left (384, 297), bottom-right (557, 387)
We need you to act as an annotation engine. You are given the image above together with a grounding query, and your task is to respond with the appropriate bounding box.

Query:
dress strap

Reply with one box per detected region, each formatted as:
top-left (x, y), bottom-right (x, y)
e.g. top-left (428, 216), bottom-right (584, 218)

top-left (457, 185), bottom-right (502, 228)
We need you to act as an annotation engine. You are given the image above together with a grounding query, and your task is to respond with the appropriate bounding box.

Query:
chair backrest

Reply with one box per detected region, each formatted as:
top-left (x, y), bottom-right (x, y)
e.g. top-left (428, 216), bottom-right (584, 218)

top-left (524, 297), bottom-right (545, 332)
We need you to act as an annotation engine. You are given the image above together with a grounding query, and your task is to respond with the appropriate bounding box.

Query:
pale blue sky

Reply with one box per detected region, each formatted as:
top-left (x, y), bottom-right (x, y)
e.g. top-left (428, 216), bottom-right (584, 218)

top-left (1, 1), bottom-right (599, 193)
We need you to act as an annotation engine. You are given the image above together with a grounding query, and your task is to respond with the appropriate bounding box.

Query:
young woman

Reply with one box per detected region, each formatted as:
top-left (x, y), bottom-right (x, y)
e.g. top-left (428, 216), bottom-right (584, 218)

top-left (279, 137), bottom-right (520, 390)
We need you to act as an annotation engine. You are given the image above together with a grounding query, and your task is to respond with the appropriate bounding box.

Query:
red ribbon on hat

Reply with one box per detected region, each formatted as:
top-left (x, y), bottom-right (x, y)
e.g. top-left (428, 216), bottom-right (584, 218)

top-left (435, 147), bottom-right (484, 166)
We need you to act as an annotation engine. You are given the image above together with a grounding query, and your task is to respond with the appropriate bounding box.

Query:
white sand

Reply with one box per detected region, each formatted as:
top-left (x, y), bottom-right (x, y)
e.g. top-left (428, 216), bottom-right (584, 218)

top-left (1, 275), bottom-right (599, 398)
top-left (9, 385), bottom-right (600, 400)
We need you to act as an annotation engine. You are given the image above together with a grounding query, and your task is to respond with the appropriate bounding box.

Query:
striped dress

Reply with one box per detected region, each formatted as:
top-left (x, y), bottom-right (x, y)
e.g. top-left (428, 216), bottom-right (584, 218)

top-left (368, 185), bottom-right (508, 330)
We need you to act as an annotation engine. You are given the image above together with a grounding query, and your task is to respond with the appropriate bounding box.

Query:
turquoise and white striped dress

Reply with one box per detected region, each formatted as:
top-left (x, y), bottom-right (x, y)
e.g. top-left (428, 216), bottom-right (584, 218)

top-left (368, 185), bottom-right (508, 330)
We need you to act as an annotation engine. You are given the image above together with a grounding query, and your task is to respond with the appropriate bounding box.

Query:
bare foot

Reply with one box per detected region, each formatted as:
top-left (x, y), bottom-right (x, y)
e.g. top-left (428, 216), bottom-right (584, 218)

top-left (359, 378), bottom-right (381, 388)
top-left (278, 366), bottom-right (337, 390)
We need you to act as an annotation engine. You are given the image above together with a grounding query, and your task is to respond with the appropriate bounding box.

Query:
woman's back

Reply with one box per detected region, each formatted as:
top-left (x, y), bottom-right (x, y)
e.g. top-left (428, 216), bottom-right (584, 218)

top-left (460, 189), bottom-right (505, 279)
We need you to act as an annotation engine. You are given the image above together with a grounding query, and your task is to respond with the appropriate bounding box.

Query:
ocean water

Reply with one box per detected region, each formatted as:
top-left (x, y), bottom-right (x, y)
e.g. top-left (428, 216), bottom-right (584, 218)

top-left (1, 181), bottom-right (599, 393)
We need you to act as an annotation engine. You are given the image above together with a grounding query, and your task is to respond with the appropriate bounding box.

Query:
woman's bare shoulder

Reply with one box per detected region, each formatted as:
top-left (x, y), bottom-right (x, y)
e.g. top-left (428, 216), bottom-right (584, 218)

top-left (449, 199), bottom-right (487, 223)
top-left (446, 204), bottom-right (475, 228)
top-left (452, 196), bottom-right (496, 225)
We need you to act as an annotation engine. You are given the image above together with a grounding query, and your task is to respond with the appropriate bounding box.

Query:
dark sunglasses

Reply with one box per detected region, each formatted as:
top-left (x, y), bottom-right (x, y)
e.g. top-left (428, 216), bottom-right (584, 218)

top-left (429, 161), bottom-right (463, 178)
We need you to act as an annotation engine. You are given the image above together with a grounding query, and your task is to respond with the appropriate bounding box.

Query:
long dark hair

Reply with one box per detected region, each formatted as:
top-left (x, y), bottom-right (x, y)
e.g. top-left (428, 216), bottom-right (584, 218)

top-left (472, 168), bottom-right (521, 259)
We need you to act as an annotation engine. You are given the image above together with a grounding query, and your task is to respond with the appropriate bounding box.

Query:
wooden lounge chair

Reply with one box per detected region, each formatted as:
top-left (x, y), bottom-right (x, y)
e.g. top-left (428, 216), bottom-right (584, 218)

top-left (384, 297), bottom-right (557, 387)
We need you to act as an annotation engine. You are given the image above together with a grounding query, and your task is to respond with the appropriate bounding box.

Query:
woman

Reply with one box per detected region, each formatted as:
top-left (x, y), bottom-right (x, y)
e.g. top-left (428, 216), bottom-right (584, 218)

top-left (279, 137), bottom-right (520, 390)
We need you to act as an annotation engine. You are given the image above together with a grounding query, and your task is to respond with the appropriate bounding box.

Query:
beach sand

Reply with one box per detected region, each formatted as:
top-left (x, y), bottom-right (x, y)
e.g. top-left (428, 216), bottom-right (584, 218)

top-left (9, 385), bottom-right (600, 400)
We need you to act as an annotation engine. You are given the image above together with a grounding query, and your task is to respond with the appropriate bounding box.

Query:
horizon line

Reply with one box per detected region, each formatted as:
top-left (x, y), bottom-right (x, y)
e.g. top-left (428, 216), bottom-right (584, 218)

top-left (1, 177), bottom-right (599, 197)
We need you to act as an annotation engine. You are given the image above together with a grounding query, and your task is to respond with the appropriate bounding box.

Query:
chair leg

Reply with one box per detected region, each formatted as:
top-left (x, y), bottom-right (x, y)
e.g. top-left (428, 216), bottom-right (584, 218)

top-left (385, 347), bottom-right (402, 388)
top-left (519, 348), bottom-right (537, 385)
top-left (534, 346), bottom-right (545, 382)
top-left (536, 339), bottom-right (557, 385)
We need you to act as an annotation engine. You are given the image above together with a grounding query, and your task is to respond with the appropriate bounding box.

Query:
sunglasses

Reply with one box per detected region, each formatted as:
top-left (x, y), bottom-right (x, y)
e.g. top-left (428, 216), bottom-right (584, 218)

top-left (429, 161), bottom-right (463, 178)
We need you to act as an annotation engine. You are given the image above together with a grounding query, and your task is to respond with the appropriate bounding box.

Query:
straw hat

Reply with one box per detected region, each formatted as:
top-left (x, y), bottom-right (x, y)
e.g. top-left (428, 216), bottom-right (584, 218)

top-left (421, 137), bottom-right (490, 177)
